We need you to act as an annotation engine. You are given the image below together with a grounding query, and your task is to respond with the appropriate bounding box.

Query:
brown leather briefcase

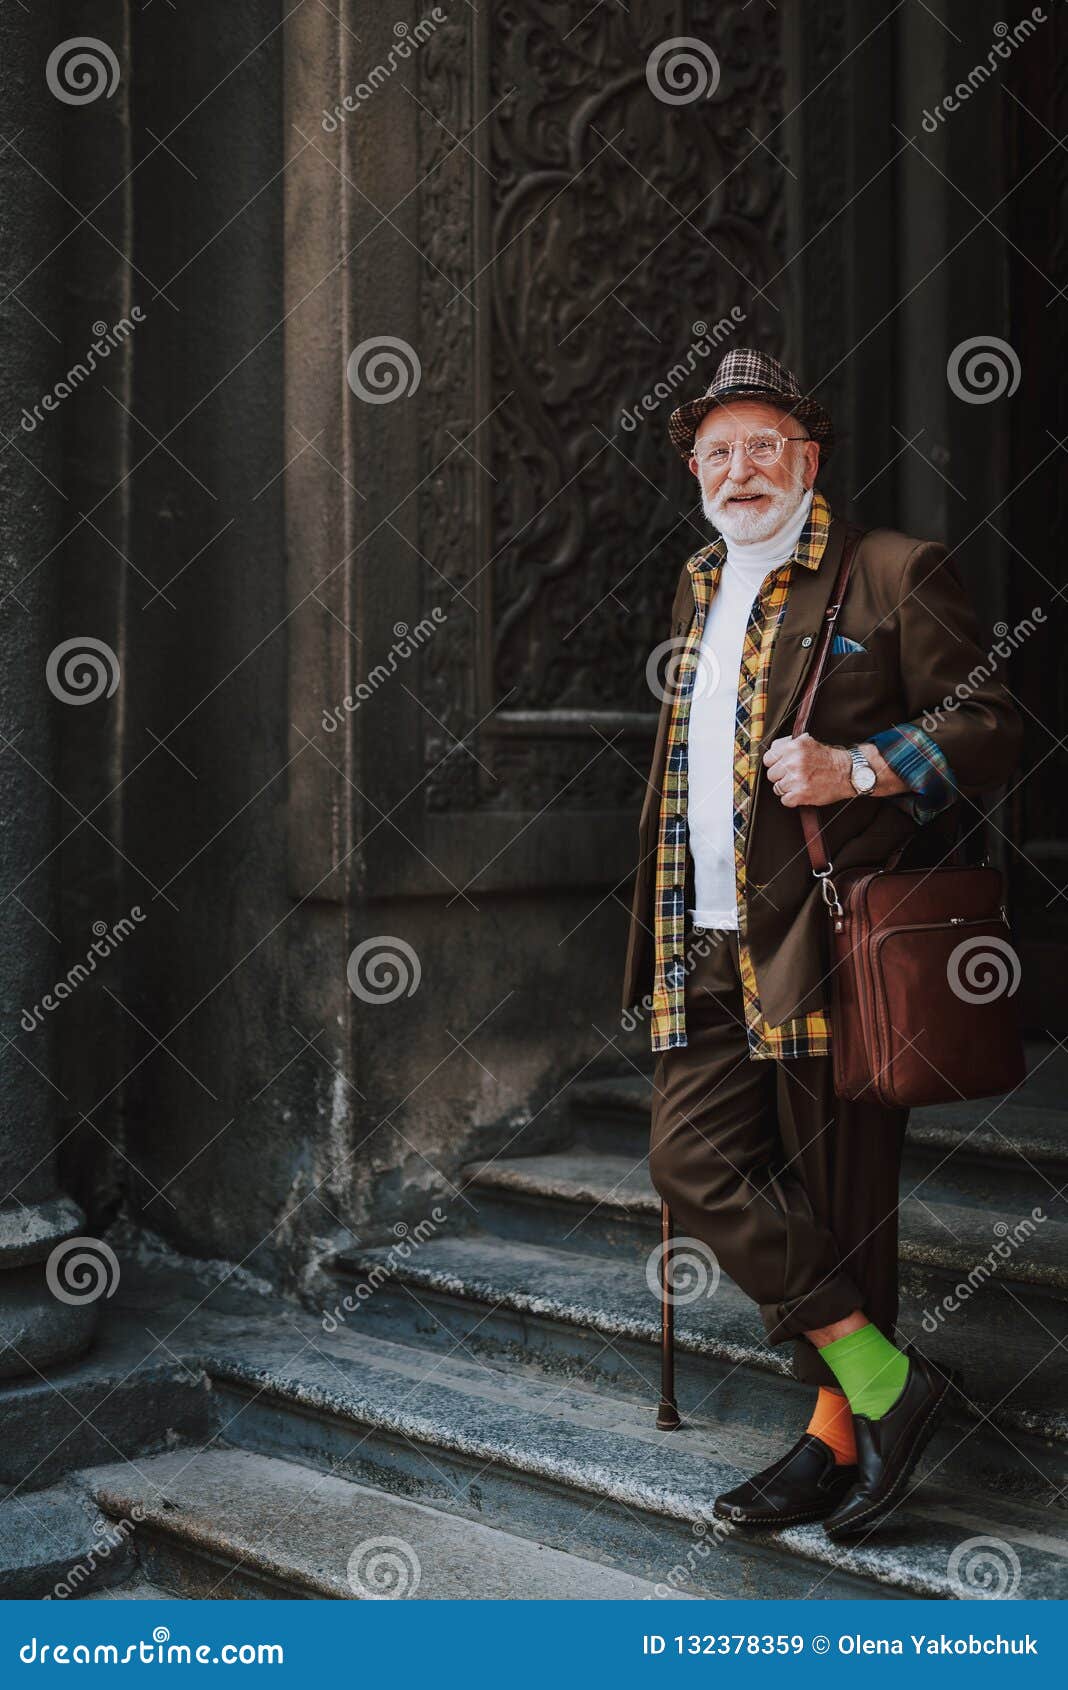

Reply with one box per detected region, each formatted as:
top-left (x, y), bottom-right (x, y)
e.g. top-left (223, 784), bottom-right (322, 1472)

top-left (795, 531), bottom-right (1026, 1109)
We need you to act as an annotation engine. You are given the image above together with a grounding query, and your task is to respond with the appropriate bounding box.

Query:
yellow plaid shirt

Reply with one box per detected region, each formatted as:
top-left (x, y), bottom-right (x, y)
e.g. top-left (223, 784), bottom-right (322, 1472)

top-left (649, 490), bottom-right (835, 1059)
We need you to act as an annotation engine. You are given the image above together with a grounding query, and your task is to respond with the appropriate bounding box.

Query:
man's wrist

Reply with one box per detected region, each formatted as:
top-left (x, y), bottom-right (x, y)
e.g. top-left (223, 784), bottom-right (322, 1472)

top-left (833, 744), bottom-right (855, 797)
top-left (833, 742), bottom-right (884, 798)
top-left (855, 740), bottom-right (908, 798)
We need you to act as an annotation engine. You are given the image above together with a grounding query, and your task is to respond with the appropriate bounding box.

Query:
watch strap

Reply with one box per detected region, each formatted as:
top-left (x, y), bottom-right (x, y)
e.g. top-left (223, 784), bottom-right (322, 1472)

top-left (849, 746), bottom-right (874, 790)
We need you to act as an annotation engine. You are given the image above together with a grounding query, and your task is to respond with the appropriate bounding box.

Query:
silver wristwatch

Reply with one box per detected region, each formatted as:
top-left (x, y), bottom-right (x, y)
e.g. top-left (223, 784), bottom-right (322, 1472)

top-left (848, 746), bottom-right (877, 794)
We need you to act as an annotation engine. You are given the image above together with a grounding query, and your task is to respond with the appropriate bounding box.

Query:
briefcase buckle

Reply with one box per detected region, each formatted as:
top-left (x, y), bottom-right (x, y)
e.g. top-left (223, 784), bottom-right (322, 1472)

top-left (814, 862), bottom-right (843, 917)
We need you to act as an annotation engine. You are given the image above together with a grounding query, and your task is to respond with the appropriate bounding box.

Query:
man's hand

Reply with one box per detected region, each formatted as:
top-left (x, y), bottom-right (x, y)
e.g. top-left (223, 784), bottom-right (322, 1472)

top-left (762, 733), bottom-right (853, 807)
top-left (763, 733), bottom-right (909, 806)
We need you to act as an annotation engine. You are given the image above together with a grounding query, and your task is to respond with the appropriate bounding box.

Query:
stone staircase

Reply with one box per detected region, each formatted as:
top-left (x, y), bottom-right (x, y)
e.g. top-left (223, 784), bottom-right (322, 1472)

top-left (2, 1047), bottom-right (1067, 1599)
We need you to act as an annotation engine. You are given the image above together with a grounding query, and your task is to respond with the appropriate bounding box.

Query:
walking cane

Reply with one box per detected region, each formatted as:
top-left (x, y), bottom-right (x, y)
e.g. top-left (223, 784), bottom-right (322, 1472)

top-left (656, 1199), bottom-right (681, 1430)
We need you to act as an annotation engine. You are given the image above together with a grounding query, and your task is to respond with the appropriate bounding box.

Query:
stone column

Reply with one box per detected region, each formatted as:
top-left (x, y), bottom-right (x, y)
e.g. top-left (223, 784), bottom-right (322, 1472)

top-left (0, 5), bottom-right (99, 1377)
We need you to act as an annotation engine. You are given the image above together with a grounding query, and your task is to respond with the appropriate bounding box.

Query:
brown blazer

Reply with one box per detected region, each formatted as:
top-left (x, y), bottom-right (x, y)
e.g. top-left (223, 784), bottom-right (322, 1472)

top-left (621, 513), bottom-right (1024, 1027)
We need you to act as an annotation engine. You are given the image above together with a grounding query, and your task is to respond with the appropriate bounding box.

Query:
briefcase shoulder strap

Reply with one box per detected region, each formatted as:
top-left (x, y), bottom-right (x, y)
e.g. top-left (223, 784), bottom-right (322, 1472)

top-left (793, 527), bottom-right (863, 879)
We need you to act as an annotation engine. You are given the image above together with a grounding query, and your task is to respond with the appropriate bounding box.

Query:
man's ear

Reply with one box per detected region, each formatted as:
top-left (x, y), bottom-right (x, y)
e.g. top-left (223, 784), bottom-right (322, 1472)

top-left (688, 454), bottom-right (700, 479)
top-left (802, 440), bottom-right (820, 489)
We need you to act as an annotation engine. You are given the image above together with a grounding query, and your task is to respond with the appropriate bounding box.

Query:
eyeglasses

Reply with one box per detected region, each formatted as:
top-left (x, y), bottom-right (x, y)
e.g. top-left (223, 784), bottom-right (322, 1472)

top-left (693, 429), bottom-right (809, 471)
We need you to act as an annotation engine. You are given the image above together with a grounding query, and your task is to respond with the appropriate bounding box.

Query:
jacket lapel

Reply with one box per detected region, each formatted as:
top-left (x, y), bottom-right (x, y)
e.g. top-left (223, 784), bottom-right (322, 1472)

top-left (760, 515), bottom-right (847, 743)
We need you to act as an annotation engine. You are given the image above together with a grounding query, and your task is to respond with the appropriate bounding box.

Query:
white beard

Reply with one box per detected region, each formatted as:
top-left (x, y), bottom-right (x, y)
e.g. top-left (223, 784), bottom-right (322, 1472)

top-left (703, 477), bottom-right (807, 544)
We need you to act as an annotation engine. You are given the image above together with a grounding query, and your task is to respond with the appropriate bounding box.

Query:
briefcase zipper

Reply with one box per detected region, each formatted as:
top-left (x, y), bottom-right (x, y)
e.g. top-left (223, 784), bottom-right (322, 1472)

top-left (872, 914), bottom-right (1002, 940)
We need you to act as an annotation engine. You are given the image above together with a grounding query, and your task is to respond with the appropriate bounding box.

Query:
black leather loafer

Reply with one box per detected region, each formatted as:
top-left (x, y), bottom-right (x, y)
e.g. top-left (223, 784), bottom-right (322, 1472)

top-left (823, 1344), bottom-right (957, 1540)
top-left (713, 1433), bottom-right (858, 1528)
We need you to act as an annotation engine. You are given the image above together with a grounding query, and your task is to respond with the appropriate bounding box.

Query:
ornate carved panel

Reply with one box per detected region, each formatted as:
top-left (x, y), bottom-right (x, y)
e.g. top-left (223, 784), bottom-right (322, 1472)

top-left (416, 1), bottom-right (787, 821)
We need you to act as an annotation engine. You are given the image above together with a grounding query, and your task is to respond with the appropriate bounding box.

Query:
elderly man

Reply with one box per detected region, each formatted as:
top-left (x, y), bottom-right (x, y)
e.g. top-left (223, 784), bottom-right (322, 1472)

top-left (621, 349), bottom-right (1022, 1540)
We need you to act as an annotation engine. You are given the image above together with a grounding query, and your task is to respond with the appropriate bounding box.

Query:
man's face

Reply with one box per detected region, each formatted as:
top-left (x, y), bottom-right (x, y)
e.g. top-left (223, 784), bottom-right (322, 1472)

top-left (689, 399), bottom-right (820, 543)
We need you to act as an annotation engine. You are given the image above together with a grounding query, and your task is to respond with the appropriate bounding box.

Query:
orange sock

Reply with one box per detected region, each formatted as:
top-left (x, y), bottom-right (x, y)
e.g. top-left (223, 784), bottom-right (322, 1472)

top-left (805, 1386), bottom-right (857, 1465)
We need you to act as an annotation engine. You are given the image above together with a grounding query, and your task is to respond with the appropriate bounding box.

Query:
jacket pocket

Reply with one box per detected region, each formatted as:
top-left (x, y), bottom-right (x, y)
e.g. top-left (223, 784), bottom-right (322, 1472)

top-left (819, 649), bottom-right (881, 679)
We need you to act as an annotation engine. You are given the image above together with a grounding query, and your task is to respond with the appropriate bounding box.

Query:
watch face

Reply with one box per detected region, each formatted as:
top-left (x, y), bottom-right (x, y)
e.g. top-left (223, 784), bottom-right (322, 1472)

top-left (854, 762), bottom-right (877, 793)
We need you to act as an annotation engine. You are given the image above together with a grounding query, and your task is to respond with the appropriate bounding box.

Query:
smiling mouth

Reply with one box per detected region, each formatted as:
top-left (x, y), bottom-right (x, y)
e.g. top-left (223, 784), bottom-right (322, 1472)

top-left (727, 492), bottom-right (768, 503)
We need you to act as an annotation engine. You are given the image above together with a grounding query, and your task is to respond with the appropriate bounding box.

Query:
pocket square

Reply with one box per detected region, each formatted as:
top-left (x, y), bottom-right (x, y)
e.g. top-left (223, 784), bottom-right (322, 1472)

top-left (830, 634), bottom-right (867, 656)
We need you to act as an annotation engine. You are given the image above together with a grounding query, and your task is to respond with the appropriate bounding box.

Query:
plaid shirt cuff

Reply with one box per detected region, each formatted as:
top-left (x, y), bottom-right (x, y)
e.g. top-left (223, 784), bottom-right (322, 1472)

top-left (868, 723), bottom-right (957, 824)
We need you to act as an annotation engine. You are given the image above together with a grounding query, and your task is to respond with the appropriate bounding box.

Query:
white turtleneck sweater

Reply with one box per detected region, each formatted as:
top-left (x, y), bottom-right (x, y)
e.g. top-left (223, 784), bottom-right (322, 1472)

top-left (687, 488), bottom-right (813, 928)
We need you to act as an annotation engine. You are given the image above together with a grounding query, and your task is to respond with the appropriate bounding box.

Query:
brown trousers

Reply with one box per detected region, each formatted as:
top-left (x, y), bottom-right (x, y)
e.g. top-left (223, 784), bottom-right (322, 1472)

top-left (648, 925), bottom-right (909, 1389)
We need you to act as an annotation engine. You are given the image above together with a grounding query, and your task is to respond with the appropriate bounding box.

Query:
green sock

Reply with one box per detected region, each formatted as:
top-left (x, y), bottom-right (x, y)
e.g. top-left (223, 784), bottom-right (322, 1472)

top-left (818, 1324), bottom-right (910, 1420)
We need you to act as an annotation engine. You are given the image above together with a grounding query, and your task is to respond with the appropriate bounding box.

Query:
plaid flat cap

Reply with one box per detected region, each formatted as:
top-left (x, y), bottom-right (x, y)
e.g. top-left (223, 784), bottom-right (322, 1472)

top-left (667, 347), bottom-right (835, 463)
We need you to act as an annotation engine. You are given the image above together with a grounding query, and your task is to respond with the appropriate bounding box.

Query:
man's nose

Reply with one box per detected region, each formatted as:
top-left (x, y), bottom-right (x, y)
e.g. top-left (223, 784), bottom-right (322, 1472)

top-left (726, 441), bottom-right (754, 474)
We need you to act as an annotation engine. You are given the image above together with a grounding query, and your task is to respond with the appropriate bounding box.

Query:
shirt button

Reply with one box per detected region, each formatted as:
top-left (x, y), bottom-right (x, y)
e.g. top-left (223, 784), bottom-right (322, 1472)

top-left (801, 634), bottom-right (813, 648)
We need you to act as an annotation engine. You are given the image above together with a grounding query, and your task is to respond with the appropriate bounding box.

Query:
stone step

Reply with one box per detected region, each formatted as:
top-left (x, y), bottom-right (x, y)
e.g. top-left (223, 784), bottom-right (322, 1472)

top-left (459, 1145), bottom-right (1068, 1292)
top-left (335, 1228), bottom-right (1068, 1499)
top-left (201, 1313), bottom-right (1067, 1600)
top-left (83, 1577), bottom-right (182, 1600)
top-left (903, 1109), bottom-right (1068, 1213)
top-left (7, 1253), bottom-right (1064, 1602)
top-left (84, 1448), bottom-right (678, 1601)
top-left (905, 1100), bottom-right (1068, 1169)
top-left (454, 1147), bottom-right (1068, 1446)
top-left (570, 1074), bottom-right (1068, 1202)
top-left (0, 1314), bottom-right (215, 1497)
top-left (0, 1478), bottom-right (136, 1599)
